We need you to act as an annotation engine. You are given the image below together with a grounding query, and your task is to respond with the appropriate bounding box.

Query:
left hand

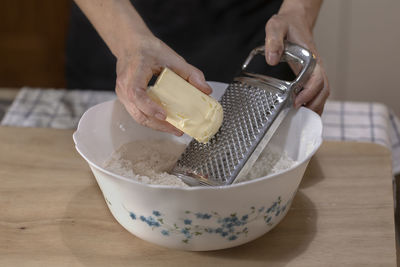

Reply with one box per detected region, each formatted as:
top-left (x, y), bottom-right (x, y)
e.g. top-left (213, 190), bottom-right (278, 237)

top-left (264, 11), bottom-right (330, 115)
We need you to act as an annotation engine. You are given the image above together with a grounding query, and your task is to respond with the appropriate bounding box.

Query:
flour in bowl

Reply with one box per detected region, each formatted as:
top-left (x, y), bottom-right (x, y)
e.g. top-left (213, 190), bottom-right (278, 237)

top-left (103, 139), bottom-right (297, 187)
top-left (103, 139), bottom-right (188, 187)
top-left (234, 146), bottom-right (297, 184)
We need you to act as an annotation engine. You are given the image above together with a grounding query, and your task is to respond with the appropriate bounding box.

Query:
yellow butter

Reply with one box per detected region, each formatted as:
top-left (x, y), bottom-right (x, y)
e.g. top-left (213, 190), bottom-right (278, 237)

top-left (147, 68), bottom-right (223, 143)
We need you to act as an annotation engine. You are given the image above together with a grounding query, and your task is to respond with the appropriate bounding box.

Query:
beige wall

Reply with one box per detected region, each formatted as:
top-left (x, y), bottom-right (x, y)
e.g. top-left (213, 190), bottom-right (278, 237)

top-left (314, 0), bottom-right (400, 116)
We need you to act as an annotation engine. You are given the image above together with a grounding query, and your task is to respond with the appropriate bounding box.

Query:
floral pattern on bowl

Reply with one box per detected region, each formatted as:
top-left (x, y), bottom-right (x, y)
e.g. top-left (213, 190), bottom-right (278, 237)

top-left (122, 196), bottom-right (291, 244)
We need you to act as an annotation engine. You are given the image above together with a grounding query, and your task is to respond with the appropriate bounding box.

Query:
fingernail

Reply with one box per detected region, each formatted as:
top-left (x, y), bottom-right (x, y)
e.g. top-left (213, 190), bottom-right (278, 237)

top-left (205, 85), bottom-right (213, 94)
top-left (267, 52), bottom-right (279, 65)
top-left (155, 112), bottom-right (166, 120)
top-left (174, 130), bottom-right (183, 136)
top-left (194, 75), bottom-right (212, 94)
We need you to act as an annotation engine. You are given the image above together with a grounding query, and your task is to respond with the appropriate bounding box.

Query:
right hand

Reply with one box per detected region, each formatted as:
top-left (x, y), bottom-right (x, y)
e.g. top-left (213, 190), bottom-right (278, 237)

top-left (115, 34), bottom-right (212, 136)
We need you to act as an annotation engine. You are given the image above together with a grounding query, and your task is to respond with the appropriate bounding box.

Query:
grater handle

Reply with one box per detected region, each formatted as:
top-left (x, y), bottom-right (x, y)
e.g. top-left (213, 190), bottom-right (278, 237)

top-left (242, 41), bottom-right (316, 94)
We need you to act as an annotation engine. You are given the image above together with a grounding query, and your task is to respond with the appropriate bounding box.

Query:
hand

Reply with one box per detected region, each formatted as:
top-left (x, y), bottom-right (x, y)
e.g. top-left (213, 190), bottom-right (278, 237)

top-left (115, 34), bottom-right (212, 135)
top-left (264, 11), bottom-right (330, 115)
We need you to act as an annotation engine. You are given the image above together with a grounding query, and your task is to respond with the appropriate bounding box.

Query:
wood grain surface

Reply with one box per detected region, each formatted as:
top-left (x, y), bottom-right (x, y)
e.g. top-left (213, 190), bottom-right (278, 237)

top-left (0, 127), bottom-right (396, 266)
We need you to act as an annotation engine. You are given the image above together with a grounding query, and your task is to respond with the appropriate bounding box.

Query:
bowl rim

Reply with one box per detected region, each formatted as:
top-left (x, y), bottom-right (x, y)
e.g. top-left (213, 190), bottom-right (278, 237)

top-left (73, 101), bottom-right (323, 191)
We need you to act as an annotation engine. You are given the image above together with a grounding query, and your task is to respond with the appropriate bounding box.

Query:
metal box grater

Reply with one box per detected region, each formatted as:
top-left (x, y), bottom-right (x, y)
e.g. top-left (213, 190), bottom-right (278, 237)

top-left (171, 42), bottom-right (316, 186)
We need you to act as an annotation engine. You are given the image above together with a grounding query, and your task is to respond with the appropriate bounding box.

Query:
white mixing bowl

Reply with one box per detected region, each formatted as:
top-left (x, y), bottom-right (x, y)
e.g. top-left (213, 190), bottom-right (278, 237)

top-left (73, 82), bottom-right (322, 251)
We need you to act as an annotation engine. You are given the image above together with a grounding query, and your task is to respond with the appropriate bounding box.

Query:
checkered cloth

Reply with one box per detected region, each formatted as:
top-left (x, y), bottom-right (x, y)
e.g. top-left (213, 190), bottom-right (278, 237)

top-left (321, 101), bottom-right (400, 175)
top-left (1, 88), bottom-right (116, 128)
top-left (2, 87), bottom-right (400, 175)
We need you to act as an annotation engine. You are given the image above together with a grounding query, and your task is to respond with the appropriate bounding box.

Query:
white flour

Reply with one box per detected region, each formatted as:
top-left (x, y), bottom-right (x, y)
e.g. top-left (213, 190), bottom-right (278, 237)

top-left (103, 139), bottom-right (297, 187)
top-left (235, 145), bottom-right (297, 184)
top-left (103, 140), bottom-right (188, 187)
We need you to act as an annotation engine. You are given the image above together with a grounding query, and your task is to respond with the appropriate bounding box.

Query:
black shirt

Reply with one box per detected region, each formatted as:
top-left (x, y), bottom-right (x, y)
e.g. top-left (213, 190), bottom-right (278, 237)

top-left (66, 0), bottom-right (293, 90)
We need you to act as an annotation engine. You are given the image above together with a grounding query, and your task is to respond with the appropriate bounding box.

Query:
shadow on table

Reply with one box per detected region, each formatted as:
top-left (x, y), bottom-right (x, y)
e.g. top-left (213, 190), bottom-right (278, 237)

top-left (60, 182), bottom-right (317, 267)
top-left (198, 191), bottom-right (317, 265)
top-left (200, 156), bottom-right (323, 264)
top-left (299, 156), bottom-right (325, 189)
top-left (59, 184), bottom-right (155, 266)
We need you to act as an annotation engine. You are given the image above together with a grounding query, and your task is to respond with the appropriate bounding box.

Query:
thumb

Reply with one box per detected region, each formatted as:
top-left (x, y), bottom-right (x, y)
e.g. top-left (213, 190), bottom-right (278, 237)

top-left (162, 46), bottom-right (212, 95)
top-left (264, 15), bottom-right (288, 66)
top-left (172, 61), bottom-right (212, 95)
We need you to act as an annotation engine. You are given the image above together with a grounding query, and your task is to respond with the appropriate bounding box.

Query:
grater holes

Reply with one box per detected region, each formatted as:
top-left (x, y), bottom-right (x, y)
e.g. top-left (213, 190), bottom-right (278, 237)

top-left (226, 140), bottom-right (238, 172)
top-left (218, 153), bottom-right (229, 180)
top-left (174, 81), bottom-right (287, 184)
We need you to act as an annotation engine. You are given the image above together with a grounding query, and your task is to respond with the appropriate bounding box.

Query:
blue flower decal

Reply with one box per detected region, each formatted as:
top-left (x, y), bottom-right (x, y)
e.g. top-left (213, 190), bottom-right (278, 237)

top-left (161, 230), bottom-right (169, 236)
top-left (195, 213), bottom-right (212, 219)
top-left (228, 235), bottom-right (238, 241)
top-left (153, 211), bottom-right (161, 217)
top-left (125, 195), bottom-right (292, 244)
top-left (140, 215), bottom-right (161, 227)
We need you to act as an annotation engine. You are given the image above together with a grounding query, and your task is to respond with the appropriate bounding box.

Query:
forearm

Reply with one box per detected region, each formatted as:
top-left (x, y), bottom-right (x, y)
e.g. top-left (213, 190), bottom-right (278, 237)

top-left (279, 0), bottom-right (322, 29)
top-left (73, 0), bottom-right (152, 58)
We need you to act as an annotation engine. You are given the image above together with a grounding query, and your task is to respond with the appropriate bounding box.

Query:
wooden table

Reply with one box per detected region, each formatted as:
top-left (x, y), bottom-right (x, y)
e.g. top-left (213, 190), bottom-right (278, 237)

top-left (0, 88), bottom-right (19, 101)
top-left (0, 127), bottom-right (396, 266)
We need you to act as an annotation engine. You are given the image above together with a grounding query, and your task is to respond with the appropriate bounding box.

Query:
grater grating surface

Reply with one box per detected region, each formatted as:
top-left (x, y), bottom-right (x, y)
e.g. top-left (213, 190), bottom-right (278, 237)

top-left (171, 42), bottom-right (316, 186)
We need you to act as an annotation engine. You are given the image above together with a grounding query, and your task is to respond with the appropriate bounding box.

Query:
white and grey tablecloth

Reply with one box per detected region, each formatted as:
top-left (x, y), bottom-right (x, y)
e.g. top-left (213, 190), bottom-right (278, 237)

top-left (2, 87), bottom-right (400, 175)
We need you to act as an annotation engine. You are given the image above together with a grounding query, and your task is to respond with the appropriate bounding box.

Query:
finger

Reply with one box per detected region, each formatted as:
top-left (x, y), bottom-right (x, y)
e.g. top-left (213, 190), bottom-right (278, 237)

top-left (304, 82), bottom-right (330, 115)
top-left (264, 15), bottom-right (288, 66)
top-left (132, 86), bottom-right (167, 120)
top-left (123, 100), bottom-right (183, 136)
top-left (294, 64), bottom-right (324, 108)
top-left (117, 64), bottom-right (167, 121)
top-left (146, 118), bottom-right (184, 136)
top-left (162, 47), bottom-right (213, 95)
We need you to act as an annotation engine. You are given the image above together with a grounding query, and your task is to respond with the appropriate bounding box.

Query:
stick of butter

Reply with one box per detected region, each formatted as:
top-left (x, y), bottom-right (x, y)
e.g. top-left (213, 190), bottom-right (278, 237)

top-left (147, 68), bottom-right (223, 143)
